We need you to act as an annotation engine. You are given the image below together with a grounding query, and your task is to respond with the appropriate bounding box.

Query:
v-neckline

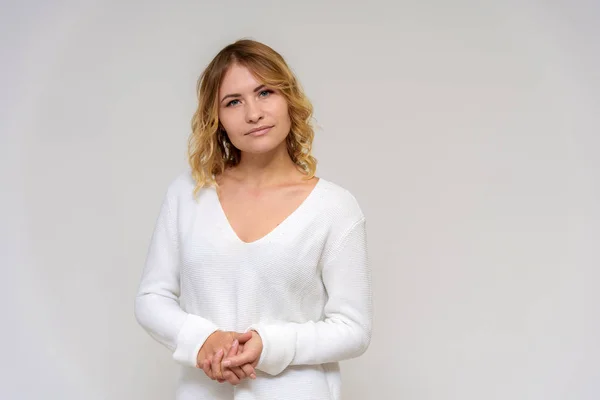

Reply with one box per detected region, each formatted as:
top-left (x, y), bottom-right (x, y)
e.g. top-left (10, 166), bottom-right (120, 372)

top-left (214, 177), bottom-right (323, 245)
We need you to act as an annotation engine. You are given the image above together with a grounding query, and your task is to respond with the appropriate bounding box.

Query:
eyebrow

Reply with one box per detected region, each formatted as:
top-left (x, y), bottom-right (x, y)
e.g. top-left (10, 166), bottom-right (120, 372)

top-left (220, 85), bottom-right (266, 104)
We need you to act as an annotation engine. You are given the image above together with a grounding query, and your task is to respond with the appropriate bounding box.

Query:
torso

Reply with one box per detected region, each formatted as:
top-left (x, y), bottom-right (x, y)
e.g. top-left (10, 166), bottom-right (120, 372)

top-left (167, 170), bottom-right (365, 399)
top-left (215, 171), bottom-right (320, 244)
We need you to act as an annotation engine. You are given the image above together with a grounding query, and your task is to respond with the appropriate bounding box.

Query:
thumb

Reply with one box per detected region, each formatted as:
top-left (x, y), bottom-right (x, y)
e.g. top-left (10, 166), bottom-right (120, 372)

top-left (235, 331), bottom-right (253, 344)
top-left (223, 348), bottom-right (255, 368)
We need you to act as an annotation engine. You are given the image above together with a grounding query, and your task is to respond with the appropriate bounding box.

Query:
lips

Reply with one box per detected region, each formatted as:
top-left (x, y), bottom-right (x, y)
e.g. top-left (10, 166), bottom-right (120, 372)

top-left (245, 125), bottom-right (273, 136)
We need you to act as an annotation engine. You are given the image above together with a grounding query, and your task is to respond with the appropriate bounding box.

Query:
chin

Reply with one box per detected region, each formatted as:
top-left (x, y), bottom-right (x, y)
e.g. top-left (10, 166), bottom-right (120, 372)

top-left (243, 141), bottom-right (285, 155)
top-left (237, 134), bottom-right (288, 155)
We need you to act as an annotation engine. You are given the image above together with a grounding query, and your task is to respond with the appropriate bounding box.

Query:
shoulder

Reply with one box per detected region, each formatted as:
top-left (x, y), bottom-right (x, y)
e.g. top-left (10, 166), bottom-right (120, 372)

top-left (162, 169), bottom-right (213, 207)
top-left (317, 178), bottom-right (364, 216)
top-left (314, 178), bottom-right (368, 261)
top-left (314, 177), bottom-right (366, 227)
top-left (164, 170), bottom-right (196, 198)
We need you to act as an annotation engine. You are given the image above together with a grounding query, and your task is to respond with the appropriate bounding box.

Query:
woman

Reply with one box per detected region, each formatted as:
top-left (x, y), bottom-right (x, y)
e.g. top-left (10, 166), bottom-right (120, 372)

top-left (135, 38), bottom-right (372, 400)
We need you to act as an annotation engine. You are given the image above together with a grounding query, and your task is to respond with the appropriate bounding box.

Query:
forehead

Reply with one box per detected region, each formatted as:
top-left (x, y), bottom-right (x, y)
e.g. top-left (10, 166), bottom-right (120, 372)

top-left (219, 63), bottom-right (262, 95)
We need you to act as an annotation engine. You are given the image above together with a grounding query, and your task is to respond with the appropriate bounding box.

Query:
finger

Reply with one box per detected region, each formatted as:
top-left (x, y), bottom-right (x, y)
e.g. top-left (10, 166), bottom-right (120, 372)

top-left (204, 357), bottom-right (215, 380)
top-left (201, 359), bottom-right (211, 379)
top-left (229, 340), bottom-right (245, 377)
top-left (235, 331), bottom-right (253, 344)
top-left (222, 369), bottom-right (237, 384)
top-left (225, 340), bottom-right (244, 383)
top-left (240, 363), bottom-right (256, 379)
top-left (227, 360), bottom-right (248, 382)
top-left (233, 343), bottom-right (254, 379)
top-left (228, 339), bottom-right (239, 357)
top-left (212, 349), bottom-right (224, 380)
top-left (223, 369), bottom-right (241, 385)
top-left (231, 365), bottom-right (247, 381)
top-left (209, 357), bottom-right (230, 383)
top-left (210, 351), bottom-right (224, 383)
top-left (223, 350), bottom-right (255, 368)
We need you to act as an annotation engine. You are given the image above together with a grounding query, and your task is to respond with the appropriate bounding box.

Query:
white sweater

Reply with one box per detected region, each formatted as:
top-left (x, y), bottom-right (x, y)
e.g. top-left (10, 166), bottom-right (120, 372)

top-left (134, 171), bottom-right (372, 400)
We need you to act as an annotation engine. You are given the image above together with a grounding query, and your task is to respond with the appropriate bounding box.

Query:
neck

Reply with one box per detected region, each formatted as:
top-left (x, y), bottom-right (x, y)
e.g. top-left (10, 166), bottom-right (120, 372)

top-left (231, 143), bottom-right (301, 188)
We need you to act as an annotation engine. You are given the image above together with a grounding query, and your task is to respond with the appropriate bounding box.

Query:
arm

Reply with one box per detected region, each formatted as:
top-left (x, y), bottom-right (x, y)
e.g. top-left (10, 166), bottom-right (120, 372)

top-left (134, 191), bottom-right (219, 368)
top-left (246, 218), bottom-right (372, 376)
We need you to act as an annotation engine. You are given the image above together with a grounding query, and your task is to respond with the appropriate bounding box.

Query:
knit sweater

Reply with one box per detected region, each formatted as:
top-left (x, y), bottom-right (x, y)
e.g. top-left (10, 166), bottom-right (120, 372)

top-left (134, 171), bottom-right (372, 400)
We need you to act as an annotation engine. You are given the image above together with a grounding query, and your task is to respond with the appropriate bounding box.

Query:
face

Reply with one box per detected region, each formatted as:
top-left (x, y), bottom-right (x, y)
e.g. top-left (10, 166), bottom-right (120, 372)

top-left (217, 63), bottom-right (291, 156)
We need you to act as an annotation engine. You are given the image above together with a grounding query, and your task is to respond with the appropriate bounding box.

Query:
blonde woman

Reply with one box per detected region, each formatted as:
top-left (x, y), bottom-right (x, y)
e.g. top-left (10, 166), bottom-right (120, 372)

top-left (135, 39), bottom-right (372, 400)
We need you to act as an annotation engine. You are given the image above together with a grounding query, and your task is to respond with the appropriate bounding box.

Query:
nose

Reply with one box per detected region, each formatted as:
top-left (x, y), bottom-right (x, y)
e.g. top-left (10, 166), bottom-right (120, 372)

top-left (245, 98), bottom-right (264, 123)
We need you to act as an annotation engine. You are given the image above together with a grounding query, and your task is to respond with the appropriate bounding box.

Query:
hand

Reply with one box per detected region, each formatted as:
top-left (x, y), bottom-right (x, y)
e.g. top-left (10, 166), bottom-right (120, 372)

top-left (197, 330), bottom-right (251, 368)
top-left (201, 340), bottom-right (256, 385)
top-left (197, 330), bottom-right (256, 385)
top-left (222, 330), bottom-right (263, 369)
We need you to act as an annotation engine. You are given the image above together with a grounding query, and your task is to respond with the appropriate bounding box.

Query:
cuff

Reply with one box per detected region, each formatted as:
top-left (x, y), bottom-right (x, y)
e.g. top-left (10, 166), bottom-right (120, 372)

top-left (247, 323), bottom-right (296, 376)
top-left (173, 314), bottom-right (219, 368)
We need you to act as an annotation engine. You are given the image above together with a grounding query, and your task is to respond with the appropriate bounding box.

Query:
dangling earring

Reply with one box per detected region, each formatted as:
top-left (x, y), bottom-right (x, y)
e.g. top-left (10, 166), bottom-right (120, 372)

top-left (218, 128), bottom-right (231, 159)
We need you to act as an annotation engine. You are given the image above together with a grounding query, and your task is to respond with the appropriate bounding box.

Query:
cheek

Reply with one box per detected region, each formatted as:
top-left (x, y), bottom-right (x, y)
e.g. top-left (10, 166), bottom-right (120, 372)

top-left (272, 99), bottom-right (291, 123)
top-left (217, 110), bottom-right (227, 128)
top-left (218, 111), bottom-right (239, 134)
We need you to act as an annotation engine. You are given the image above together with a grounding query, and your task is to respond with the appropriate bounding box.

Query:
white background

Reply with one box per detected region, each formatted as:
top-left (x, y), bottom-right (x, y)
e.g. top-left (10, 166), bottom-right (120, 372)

top-left (2, 0), bottom-right (598, 399)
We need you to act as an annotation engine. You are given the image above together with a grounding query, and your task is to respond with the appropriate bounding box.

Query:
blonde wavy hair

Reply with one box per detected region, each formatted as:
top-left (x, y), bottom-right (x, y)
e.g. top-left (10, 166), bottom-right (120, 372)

top-left (188, 39), bottom-right (318, 197)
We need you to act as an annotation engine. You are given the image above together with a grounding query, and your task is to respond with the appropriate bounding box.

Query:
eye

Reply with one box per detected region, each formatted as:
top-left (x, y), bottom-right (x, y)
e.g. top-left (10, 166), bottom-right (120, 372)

top-left (226, 99), bottom-right (240, 107)
top-left (259, 89), bottom-right (273, 97)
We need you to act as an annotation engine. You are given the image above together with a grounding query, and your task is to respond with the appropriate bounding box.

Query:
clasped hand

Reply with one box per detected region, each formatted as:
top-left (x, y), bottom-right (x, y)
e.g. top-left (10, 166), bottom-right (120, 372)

top-left (196, 330), bottom-right (263, 385)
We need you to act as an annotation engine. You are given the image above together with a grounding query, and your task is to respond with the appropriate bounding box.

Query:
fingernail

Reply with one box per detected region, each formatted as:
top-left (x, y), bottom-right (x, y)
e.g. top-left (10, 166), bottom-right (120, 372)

top-left (222, 360), bottom-right (231, 367)
top-left (251, 373), bottom-right (256, 379)
top-left (233, 339), bottom-right (238, 346)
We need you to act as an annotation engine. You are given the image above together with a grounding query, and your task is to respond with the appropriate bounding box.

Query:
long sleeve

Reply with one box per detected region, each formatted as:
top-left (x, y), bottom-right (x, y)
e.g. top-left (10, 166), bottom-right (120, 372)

top-left (134, 191), bottom-right (218, 368)
top-left (248, 217), bottom-right (372, 376)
